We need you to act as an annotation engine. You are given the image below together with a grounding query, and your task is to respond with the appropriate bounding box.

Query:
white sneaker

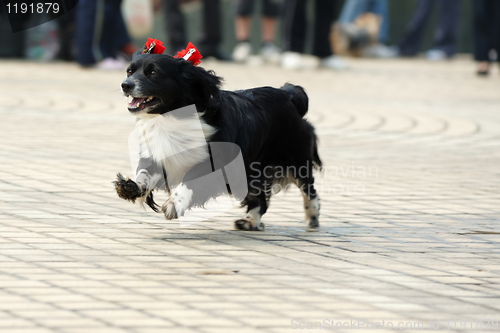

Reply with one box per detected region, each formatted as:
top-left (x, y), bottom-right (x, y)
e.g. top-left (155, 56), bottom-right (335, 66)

top-left (426, 49), bottom-right (448, 61)
top-left (320, 55), bottom-right (348, 70)
top-left (281, 51), bottom-right (303, 69)
top-left (232, 42), bottom-right (252, 63)
top-left (97, 57), bottom-right (127, 70)
top-left (261, 42), bottom-right (281, 64)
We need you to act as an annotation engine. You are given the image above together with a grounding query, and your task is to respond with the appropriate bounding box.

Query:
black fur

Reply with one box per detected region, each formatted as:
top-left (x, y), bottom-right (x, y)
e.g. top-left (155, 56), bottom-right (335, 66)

top-left (117, 51), bottom-right (322, 228)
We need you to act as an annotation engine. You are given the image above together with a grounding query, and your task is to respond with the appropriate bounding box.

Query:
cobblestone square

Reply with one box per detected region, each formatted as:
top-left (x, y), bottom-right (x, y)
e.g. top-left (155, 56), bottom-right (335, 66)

top-left (0, 58), bottom-right (499, 332)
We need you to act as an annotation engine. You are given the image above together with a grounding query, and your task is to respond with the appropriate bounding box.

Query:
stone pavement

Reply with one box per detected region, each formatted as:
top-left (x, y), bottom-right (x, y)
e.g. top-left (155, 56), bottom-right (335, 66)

top-left (0, 58), bottom-right (499, 333)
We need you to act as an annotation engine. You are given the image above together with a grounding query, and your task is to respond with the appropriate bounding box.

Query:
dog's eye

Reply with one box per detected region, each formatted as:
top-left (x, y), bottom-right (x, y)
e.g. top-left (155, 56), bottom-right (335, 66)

top-left (126, 68), bottom-right (132, 76)
top-left (150, 70), bottom-right (158, 77)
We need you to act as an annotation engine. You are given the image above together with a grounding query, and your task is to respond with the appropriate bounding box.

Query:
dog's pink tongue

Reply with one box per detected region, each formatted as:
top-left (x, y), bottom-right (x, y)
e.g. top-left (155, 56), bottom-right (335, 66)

top-left (129, 97), bottom-right (146, 107)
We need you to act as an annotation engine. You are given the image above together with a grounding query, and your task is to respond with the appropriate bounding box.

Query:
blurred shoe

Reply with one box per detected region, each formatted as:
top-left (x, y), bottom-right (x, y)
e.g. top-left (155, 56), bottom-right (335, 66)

top-left (261, 42), bottom-right (281, 64)
top-left (363, 44), bottom-right (398, 58)
top-left (281, 52), bottom-right (303, 69)
top-left (426, 49), bottom-right (449, 61)
top-left (320, 55), bottom-right (348, 70)
top-left (97, 57), bottom-right (127, 70)
top-left (120, 42), bottom-right (139, 60)
top-left (477, 61), bottom-right (490, 76)
top-left (232, 42), bottom-right (252, 63)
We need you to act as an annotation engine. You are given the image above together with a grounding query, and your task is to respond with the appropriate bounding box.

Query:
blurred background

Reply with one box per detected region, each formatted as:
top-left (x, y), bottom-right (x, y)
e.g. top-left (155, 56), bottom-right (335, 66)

top-left (0, 0), bottom-right (498, 74)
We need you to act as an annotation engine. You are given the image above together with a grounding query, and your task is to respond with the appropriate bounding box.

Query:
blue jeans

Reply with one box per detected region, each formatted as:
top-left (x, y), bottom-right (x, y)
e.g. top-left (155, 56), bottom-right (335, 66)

top-left (339, 0), bottom-right (389, 43)
top-left (398, 0), bottom-right (459, 57)
top-left (76, 0), bottom-right (131, 66)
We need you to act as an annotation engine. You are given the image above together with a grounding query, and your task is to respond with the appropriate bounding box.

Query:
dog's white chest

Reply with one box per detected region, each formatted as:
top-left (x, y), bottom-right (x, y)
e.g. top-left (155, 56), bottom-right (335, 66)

top-left (134, 106), bottom-right (216, 185)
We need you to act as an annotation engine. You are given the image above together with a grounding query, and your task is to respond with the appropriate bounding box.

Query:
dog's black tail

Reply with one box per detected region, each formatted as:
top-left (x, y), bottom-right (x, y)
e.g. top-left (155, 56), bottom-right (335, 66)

top-left (281, 83), bottom-right (308, 118)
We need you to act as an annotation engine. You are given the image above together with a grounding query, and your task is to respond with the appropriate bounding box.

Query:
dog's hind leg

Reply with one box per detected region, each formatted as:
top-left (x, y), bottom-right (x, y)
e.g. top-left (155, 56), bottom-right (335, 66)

top-left (296, 167), bottom-right (320, 229)
top-left (301, 186), bottom-right (320, 228)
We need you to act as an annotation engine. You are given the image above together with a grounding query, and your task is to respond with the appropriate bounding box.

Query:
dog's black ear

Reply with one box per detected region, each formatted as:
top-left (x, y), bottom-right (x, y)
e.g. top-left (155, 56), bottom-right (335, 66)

top-left (179, 62), bottom-right (222, 105)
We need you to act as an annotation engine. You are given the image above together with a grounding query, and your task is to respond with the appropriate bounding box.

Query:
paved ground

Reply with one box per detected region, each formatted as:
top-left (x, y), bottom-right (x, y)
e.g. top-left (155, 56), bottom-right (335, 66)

top-left (0, 58), bottom-right (499, 333)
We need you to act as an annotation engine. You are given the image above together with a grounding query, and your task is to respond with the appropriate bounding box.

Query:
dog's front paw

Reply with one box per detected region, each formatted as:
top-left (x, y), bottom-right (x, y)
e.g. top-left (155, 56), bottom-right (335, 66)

top-left (234, 218), bottom-right (265, 231)
top-left (161, 198), bottom-right (178, 220)
top-left (161, 183), bottom-right (193, 220)
top-left (114, 173), bottom-right (143, 202)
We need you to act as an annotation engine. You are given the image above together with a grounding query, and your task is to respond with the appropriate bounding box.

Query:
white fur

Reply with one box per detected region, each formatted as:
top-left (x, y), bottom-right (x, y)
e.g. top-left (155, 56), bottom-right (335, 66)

top-left (245, 207), bottom-right (262, 224)
top-left (134, 170), bottom-right (163, 209)
top-left (235, 207), bottom-right (264, 230)
top-left (163, 183), bottom-right (193, 219)
top-left (134, 110), bottom-right (216, 186)
top-left (303, 195), bottom-right (320, 226)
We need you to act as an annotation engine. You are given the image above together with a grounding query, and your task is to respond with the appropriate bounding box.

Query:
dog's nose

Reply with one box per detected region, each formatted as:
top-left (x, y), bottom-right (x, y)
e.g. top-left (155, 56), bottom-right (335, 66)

top-left (121, 81), bottom-right (135, 93)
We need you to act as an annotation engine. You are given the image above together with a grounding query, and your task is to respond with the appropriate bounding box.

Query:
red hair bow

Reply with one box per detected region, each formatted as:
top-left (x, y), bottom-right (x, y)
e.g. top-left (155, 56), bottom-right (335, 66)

top-left (174, 42), bottom-right (203, 66)
top-left (143, 38), bottom-right (166, 55)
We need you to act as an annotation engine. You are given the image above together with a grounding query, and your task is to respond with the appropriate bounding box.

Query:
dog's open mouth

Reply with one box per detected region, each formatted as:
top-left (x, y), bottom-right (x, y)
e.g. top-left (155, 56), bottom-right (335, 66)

top-left (127, 96), bottom-right (160, 112)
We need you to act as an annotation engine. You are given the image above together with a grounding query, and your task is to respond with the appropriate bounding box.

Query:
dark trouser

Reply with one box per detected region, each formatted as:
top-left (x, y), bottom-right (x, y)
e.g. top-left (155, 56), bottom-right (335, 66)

top-left (76, 0), bottom-right (130, 65)
top-left (234, 0), bottom-right (281, 17)
top-left (57, 7), bottom-right (76, 61)
top-left (165, 0), bottom-right (186, 54)
top-left (473, 0), bottom-right (500, 62)
top-left (283, 0), bottom-right (336, 58)
top-left (164, 0), bottom-right (221, 55)
top-left (398, 0), bottom-right (459, 57)
top-left (198, 0), bottom-right (222, 55)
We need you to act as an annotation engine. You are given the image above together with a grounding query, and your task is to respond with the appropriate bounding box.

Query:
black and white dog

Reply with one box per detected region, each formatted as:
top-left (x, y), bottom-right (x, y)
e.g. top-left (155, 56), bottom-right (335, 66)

top-left (114, 48), bottom-right (322, 230)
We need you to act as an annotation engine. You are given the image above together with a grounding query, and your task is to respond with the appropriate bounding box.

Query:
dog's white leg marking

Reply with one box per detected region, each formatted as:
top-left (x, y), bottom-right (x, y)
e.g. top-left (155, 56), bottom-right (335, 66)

top-left (302, 193), bottom-right (320, 228)
top-left (162, 183), bottom-right (193, 220)
top-left (234, 207), bottom-right (264, 231)
top-left (134, 169), bottom-right (162, 209)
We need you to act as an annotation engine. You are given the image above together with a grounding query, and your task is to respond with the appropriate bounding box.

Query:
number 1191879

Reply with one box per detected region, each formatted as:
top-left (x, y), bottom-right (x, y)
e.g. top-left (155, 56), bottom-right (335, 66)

top-left (6, 3), bottom-right (60, 14)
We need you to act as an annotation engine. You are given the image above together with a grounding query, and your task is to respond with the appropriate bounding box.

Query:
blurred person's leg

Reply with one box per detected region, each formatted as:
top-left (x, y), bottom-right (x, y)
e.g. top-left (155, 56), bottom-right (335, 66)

top-left (368, 0), bottom-right (388, 43)
top-left (282, 0), bottom-right (306, 68)
top-left (312, 0), bottom-right (335, 59)
top-left (361, 0), bottom-right (396, 58)
top-left (283, 0), bottom-right (306, 53)
top-left (338, 0), bottom-right (394, 58)
top-left (260, 0), bottom-right (281, 62)
top-left (235, 17), bottom-right (252, 41)
top-left (234, 0), bottom-right (253, 41)
top-left (113, 0), bottom-right (137, 59)
top-left (339, 0), bottom-right (370, 24)
top-left (398, 0), bottom-right (433, 56)
top-left (165, 0), bottom-right (186, 54)
top-left (99, 0), bottom-right (132, 59)
top-left (313, 0), bottom-right (345, 69)
top-left (57, 8), bottom-right (76, 61)
top-left (233, 0), bottom-right (253, 62)
top-left (431, 0), bottom-right (459, 58)
top-left (199, 0), bottom-right (229, 59)
top-left (261, 0), bottom-right (280, 43)
top-left (491, 1), bottom-right (500, 65)
top-left (76, 0), bottom-right (102, 66)
top-left (473, 0), bottom-right (497, 74)
top-left (262, 17), bottom-right (277, 43)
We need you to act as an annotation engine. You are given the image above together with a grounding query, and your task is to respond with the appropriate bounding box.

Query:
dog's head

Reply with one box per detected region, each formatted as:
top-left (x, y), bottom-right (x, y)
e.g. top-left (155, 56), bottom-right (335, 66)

top-left (121, 50), bottom-right (222, 116)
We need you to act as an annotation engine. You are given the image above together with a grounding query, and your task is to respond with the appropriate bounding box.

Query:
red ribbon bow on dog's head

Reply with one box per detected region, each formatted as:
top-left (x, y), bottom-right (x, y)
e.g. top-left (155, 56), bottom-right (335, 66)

top-left (142, 39), bottom-right (202, 66)
top-left (174, 42), bottom-right (203, 66)
top-left (142, 38), bottom-right (166, 55)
